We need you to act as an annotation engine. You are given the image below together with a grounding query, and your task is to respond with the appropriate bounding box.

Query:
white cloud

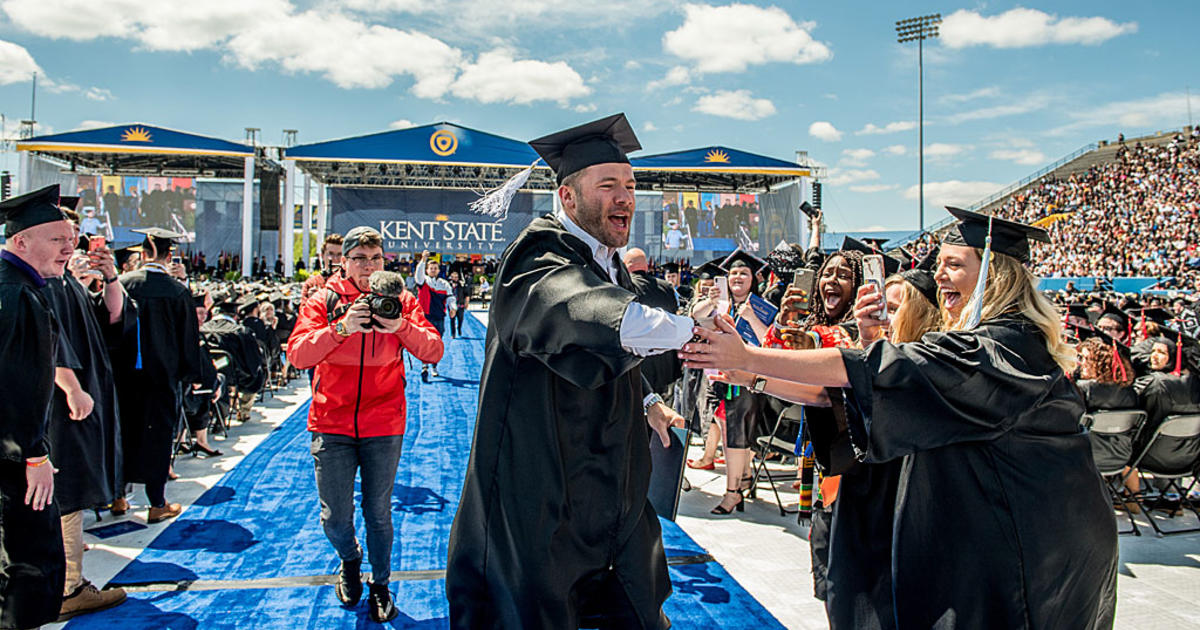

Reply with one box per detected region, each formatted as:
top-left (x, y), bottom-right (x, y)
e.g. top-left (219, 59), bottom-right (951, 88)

top-left (1050, 91), bottom-right (1192, 136)
top-left (642, 121), bottom-right (658, 132)
top-left (339, 0), bottom-right (673, 34)
top-left (849, 184), bottom-right (896, 193)
top-left (0, 38), bottom-right (42, 85)
top-left (941, 86), bottom-right (1000, 103)
top-left (990, 149), bottom-right (1046, 166)
top-left (840, 148), bottom-right (875, 167)
top-left (825, 168), bottom-right (879, 186)
top-left (572, 104), bottom-right (597, 113)
top-left (693, 89), bottom-right (776, 121)
top-left (925, 143), bottom-right (970, 158)
top-left (664, 3), bottom-right (832, 73)
top-left (76, 120), bottom-right (115, 130)
top-left (647, 65), bottom-right (691, 90)
top-left (856, 121), bottom-right (916, 135)
top-left (449, 48), bottom-right (590, 105)
top-left (941, 8), bottom-right (1137, 49)
top-left (943, 93), bottom-right (1053, 124)
top-left (623, 60), bottom-right (642, 70)
top-left (883, 144), bottom-right (907, 156)
top-left (84, 87), bottom-right (114, 101)
top-left (904, 180), bottom-right (1003, 208)
top-left (388, 119), bottom-right (415, 129)
top-left (809, 121), bottom-right (841, 142)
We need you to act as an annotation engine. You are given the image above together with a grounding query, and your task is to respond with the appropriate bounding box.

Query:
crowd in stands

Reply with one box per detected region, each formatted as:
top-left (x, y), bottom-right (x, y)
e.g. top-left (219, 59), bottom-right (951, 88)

top-left (989, 128), bottom-right (1200, 285)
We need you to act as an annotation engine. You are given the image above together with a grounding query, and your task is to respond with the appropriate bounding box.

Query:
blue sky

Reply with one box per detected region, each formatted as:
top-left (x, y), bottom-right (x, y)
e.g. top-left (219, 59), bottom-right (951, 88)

top-left (0, 1), bottom-right (1193, 232)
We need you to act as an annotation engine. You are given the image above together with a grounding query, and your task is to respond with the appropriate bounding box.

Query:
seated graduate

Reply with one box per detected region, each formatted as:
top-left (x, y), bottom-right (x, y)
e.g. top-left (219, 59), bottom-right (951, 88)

top-left (1076, 334), bottom-right (1138, 411)
top-left (1132, 328), bottom-right (1200, 453)
top-left (681, 207), bottom-right (1119, 630)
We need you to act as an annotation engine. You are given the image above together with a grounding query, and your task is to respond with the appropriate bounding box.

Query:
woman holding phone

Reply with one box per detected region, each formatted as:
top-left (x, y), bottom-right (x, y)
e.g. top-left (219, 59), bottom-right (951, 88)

top-left (683, 208), bottom-right (1117, 630)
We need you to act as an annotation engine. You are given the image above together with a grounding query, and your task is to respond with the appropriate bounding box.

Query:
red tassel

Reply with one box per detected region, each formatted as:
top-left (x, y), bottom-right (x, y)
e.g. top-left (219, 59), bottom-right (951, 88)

top-left (1174, 333), bottom-right (1184, 376)
top-left (1139, 308), bottom-right (1146, 342)
top-left (1112, 340), bottom-right (1127, 382)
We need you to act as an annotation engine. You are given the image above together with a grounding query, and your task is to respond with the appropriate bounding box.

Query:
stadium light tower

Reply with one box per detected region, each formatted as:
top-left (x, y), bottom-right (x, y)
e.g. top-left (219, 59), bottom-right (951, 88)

top-left (896, 13), bottom-right (940, 232)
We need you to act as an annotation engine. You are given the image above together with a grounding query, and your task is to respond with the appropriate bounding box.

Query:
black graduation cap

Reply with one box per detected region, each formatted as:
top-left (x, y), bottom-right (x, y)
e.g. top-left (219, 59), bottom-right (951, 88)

top-left (860, 236), bottom-right (890, 250)
top-left (1138, 307), bottom-right (1175, 327)
top-left (1096, 304), bottom-right (1129, 329)
top-left (693, 259), bottom-right (726, 280)
top-left (841, 236), bottom-right (900, 275)
top-left (0, 184), bottom-right (68, 236)
top-left (114, 245), bottom-right (142, 269)
top-left (60, 195), bottom-right (81, 211)
top-left (941, 206), bottom-right (1050, 263)
top-left (893, 246), bottom-right (917, 270)
top-left (720, 248), bottom-right (767, 277)
top-left (899, 246), bottom-right (939, 306)
top-left (191, 291), bottom-right (209, 308)
top-left (236, 294), bottom-right (259, 316)
top-left (661, 262), bottom-right (681, 274)
top-left (132, 227), bottom-right (183, 256)
top-left (529, 113), bottom-right (641, 185)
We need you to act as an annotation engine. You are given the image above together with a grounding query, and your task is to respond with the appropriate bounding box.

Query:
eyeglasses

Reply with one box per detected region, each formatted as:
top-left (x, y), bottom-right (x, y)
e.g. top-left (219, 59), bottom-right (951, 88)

top-left (346, 255), bottom-right (384, 266)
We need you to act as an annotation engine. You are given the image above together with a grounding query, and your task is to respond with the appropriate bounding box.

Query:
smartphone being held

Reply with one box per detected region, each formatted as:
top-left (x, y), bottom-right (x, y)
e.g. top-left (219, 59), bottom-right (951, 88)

top-left (791, 268), bottom-right (815, 314)
top-left (862, 254), bottom-right (888, 323)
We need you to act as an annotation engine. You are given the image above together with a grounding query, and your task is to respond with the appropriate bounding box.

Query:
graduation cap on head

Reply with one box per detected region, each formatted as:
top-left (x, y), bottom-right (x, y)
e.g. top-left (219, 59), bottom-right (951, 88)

top-left (900, 246), bottom-right (940, 306)
top-left (1139, 328), bottom-right (1200, 375)
top-left (114, 245), bottom-right (142, 269)
top-left (860, 236), bottom-right (889, 250)
top-left (530, 113), bottom-right (641, 185)
top-left (1138, 307), bottom-right (1175, 328)
top-left (1096, 304), bottom-right (1129, 329)
top-left (720, 248), bottom-right (767, 277)
top-left (941, 206), bottom-right (1050, 264)
top-left (236, 294), bottom-right (259, 316)
top-left (841, 236), bottom-right (901, 275)
top-left (893, 246), bottom-right (918, 270)
top-left (0, 184), bottom-right (68, 236)
top-left (693, 259), bottom-right (726, 280)
top-left (59, 195), bottom-right (81, 211)
top-left (132, 227), bottom-right (183, 258)
top-left (191, 291), bottom-right (208, 308)
top-left (661, 262), bottom-right (681, 274)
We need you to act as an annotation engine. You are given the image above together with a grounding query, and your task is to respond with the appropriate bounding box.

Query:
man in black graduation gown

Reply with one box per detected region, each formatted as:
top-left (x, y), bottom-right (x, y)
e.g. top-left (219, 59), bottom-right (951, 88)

top-left (113, 227), bottom-right (203, 523)
top-left (44, 204), bottom-right (131, 620)
top-left (623, 247), bottom-right (683, 403)
top-left (446, 114), bottom-right (696, 630)
top-left (201, 295), bottom-right (266, 422)
top-left (0, 185), bottom-right (73, 629)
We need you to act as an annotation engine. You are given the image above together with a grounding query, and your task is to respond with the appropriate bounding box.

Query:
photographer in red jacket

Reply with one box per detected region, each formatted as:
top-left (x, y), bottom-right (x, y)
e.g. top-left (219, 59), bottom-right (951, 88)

top-left (288, 226), bottom-right (442, 622)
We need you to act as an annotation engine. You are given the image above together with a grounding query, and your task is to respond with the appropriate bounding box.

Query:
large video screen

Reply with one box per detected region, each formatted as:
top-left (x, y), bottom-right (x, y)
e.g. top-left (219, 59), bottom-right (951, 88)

top-left (660, 192), bottom-right (760, 254)
top-left (74, 174), bottom-right (196, 243)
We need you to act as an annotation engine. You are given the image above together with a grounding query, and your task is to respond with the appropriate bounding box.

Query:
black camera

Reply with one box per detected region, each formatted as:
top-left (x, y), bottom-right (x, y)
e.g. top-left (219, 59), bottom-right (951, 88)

top-left (361, 293), bottom-right (402, 328)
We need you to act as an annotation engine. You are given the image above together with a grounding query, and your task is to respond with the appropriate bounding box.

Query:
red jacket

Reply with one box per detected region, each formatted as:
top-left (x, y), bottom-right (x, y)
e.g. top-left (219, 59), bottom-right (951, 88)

top-left (288, 274), bottom-right (443, 438)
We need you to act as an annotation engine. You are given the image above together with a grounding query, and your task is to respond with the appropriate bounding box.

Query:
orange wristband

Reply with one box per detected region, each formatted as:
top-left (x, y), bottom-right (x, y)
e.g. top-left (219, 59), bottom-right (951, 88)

top-left (25, 457), bottom-right (50, 468)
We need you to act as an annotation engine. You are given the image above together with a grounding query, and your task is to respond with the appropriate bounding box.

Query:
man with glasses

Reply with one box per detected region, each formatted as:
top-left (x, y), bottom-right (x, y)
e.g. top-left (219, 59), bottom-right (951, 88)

top-left (288, 226), bottom-right (443, 622)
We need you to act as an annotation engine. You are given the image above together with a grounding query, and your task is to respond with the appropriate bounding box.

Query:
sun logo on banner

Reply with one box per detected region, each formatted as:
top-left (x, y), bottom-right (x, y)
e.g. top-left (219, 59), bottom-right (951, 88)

top-left (120, 126), bottom-right (153, 143)
top-left (704, 149), bottom-right (730, 163)
top-left (430, 129), bottom-right (458, 156)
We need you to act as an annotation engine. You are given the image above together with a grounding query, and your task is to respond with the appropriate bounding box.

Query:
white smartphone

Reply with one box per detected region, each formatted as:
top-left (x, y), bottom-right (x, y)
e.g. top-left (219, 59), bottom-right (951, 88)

top-left (862, 254), bottom-right (888, 322)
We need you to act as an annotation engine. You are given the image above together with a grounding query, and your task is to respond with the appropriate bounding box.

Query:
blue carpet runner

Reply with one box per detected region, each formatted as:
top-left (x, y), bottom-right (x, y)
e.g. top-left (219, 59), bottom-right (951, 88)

top-left (68, 315), bottom-right (785, 629)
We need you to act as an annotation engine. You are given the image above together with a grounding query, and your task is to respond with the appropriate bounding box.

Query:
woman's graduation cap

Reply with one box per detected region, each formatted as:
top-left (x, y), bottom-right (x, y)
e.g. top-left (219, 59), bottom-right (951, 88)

top-left (132, 227), bottom-right (183, 258)
top-left (899, 246), bottom-right (940, 306)
top-left (0, 184), bottom-right (68, 236)
top-left (720, 248), bottom-right (767, 277)
top-left (840, 236), bottom-right (901, 275)
top-left (942, 206), bottom-right (1050, 328)
top-left (693, 259), bottom-right (726, 280)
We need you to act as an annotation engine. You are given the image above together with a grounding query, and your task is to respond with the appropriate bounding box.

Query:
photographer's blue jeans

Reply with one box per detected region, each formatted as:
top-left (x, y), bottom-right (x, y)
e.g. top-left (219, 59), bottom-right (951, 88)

top-left (311, 432), bottom-right (405, 585)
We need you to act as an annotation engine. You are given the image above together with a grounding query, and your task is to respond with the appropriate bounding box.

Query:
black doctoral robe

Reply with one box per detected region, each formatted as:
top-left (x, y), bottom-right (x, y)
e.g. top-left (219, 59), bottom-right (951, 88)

top-left (446, 215), bottom-right (671, 630)
top-left (43, 275), bottom-right (131, 514)
top-left (823, 316), bottom-right (1117, 630)
top-left (0, 256), bottom-right (65, 629)
top-left (115, 269), bottom-right (203, 487)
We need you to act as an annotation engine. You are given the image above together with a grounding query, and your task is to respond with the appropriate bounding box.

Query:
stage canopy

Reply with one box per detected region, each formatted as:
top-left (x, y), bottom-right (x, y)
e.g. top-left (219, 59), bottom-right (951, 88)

top-left (16, 123), bottom-right (259, 178)
top-left (286, 123), bottom-right (810, 193)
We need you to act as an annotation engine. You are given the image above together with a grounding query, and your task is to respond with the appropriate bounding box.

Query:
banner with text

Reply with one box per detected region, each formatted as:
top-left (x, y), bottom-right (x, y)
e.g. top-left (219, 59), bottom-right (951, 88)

top-left (329, 187), bottom-right (537, 254)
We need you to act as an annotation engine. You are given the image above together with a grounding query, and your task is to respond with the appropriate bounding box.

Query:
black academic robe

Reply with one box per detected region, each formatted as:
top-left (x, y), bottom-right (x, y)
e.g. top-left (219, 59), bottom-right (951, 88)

top-left (201, 316), bottom-right (266, 392)
top-left (1132, 372), bottom-right (1200, 452)
top-left (446, 215), bottom-right (671, 630)
top-left (115, 269), bottom-right (203, 487)
top-left (829, 316), bottom-right (1117, 630)
top-left (43, 275), bottom-right (130, 514)
top-left (630, 270), bottom-right (682, 396)
top-left (0, 257), bottom-right (65, 629)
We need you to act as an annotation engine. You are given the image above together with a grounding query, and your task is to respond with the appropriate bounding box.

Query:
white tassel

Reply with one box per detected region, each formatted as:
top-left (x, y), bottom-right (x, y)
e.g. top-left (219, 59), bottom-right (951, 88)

top-left (964, 215), bottom-right (993, 330)
top-left (468, 162), bottom-right (537, 221)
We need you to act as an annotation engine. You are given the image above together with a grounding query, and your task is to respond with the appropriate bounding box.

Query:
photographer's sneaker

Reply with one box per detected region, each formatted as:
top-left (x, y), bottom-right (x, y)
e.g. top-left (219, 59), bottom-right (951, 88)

top-left (430, 365), bottom-right (440, 378)
top-left (421, 365), bottom-right (430, 383)
top-left (334, 558), bottom-right (362, 606)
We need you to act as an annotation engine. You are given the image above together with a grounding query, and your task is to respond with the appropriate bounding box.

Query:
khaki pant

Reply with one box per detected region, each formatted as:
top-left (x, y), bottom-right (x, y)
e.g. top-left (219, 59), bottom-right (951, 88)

top-left (61, 510), bottom-right (84, 596)
top-left (237, 389), bottom-right (256, 418)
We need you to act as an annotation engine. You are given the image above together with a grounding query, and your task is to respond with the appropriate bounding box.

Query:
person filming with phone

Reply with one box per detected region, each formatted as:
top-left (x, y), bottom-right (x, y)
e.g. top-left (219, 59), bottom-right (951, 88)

top-left (287, 226), bottom-right (443, 622)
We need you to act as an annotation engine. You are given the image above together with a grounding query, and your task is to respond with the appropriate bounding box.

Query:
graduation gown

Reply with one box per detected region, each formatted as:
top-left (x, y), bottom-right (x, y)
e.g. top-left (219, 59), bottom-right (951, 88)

top-left (0, 256), bottom-right (65, 629)
top-left (446, 215), bottom-right (671, 630)
top-left (43, 275), bottom-right (130, 514)
top-left (630, 270), bottom-right (682, 396)
top-left (115, 269), bottom-right (203, 487)
top-left (831, 316), bottom-right (1118, 630)
top-left (201, 316), bottom-right (266, 392)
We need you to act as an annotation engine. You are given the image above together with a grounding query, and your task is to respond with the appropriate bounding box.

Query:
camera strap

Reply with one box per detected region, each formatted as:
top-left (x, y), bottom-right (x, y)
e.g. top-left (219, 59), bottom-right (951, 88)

top-left (325, 290), bottom-right (351, 324)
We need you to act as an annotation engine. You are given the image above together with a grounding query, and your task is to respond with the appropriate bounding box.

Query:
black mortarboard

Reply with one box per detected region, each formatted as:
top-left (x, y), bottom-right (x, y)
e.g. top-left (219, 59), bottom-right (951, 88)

top-left (693, 260), bottom-right (726, 280)
top-left (893, 246), bottom-right (917, 270)
top-left (530, 113), bottom-right (641, 185)
top-left (0, 184), bottom-right (67, 236)
top-left (661, 262), bottom-right (681, 274)
top-left (192, 291), bottom-right (208, 308)
top-left (60, 195), bottom-right (81, 211)
top-left (941, 206), bottom-right (1050, 263)
top-left (900, 246), bottom-right (939, 306)
top-left (1065, 303), bottom-right (1091, 324)
top-left (861, 236), bottom-right (889, 249)
top-left (720, 248), bottom-right (767, 276)
top-left (132, 227), bottom-right (183, 256)
top-left (114, 245), bottom-right (142, 268)
top-left (841, 236), bottom-right (900, 275)
top-left (1139, 307), bottom-right (1175, 327)
top-left (1096, 304), bottom-right (1129, 329)
top-left (236, 294), bottom-right (259, 316)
